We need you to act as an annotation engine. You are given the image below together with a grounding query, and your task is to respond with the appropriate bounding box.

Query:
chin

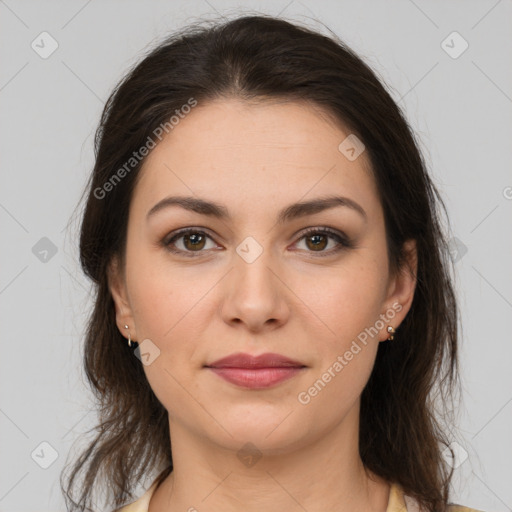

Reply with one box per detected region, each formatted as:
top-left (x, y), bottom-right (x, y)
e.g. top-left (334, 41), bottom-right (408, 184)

top-left (208, 412), bottom-right (307, 453)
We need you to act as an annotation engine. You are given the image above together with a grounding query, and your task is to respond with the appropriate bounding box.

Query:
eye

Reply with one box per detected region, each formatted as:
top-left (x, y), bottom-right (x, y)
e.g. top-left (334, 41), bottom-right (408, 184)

top-left (293, 227), bottom-right (352, 257)
top-left (163, 226), bottom-right (352, 258)
top-left (163, 228), bottom-right (218, 257)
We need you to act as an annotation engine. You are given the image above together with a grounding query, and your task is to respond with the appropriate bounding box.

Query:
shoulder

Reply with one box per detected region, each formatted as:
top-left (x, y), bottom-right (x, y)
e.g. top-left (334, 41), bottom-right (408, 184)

top-left (447, 506), bottom-right (485, 512)
top-left (112, 479), bottom-right (160, 512)
top-left (114, 479), bottom-right (485, 512)
top-left (390, 482), bottom-right (485, 512)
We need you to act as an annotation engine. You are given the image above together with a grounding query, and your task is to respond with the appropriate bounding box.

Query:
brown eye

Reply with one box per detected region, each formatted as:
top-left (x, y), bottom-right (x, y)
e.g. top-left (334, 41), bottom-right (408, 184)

top-left (304, 233), bottom-right (329, 251)
top-left (294, 227), bottom-right (352, 257)
top-left (164, 229), bottom-right (217, 256)
top-left (182, 232), bottom-right (207, 251)
top-left (163, 226), bottom-right (352, 258)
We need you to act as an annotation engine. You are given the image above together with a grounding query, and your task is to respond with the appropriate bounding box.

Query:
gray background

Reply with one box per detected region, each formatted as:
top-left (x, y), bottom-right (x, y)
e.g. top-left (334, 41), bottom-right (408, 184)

top-left (1, 1), bottom-right (511, 511)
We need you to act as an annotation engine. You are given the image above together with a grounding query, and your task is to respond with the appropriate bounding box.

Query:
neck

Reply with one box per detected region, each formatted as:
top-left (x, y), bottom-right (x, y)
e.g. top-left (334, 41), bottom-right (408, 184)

top-left (149, 405), bottom-right (390, 512)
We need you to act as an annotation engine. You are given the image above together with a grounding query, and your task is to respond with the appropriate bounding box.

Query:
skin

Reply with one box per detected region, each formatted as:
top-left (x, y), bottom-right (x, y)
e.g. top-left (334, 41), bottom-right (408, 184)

top-left (108, 98), bottom-right (417, 512)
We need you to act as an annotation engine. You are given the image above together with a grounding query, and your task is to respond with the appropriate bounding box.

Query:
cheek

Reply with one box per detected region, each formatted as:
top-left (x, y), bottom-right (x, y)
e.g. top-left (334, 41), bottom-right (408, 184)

top-left (293, 257), bottom-right (387, 341)
top-left (293, 266), bottom-right (385, 417)
top-left (290, 256), bottom-right (387, 401)
top-left (127, 261), bottom-right (211, 418)
top-left (126, 245), bottom-right (205, 340)
top-left (296, 341), bottom-right (377, 431)
top-left (128, 270), bottom-right (173, 340)
top-left (126, 253), bottom-right (222, 388)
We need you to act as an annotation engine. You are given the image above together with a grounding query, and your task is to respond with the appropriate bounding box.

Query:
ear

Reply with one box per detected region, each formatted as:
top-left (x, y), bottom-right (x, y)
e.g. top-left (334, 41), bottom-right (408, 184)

top-left (107, 255), bottom-right (138, 342)
top-left (378, 239), bottom-right (417, 342)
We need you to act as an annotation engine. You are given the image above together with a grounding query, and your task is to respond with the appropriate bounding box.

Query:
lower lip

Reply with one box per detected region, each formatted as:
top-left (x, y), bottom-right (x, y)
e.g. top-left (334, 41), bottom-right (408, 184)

top-left (207, 367), bottom-right (304, 389)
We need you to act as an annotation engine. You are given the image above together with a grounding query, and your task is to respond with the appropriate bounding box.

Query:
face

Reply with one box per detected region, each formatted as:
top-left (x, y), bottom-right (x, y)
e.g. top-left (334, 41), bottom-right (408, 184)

top-left (109, 98), bottom-right (416, 454)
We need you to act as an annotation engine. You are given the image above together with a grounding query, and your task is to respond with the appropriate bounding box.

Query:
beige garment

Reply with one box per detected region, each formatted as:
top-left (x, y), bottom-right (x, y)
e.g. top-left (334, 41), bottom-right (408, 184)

top-left (115, 478), bottom-right (483, 512)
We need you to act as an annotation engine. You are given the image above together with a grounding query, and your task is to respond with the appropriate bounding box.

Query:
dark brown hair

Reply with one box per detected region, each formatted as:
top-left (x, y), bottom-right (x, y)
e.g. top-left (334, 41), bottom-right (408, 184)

top-left (62, 13), bottom-right (461, 511)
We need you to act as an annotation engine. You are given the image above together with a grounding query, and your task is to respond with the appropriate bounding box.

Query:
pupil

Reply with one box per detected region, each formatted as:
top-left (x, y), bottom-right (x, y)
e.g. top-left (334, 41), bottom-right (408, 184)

top-left (309, 234), bottom-right (326, 250)
top-left (187, 233), bottom-right (203, 249)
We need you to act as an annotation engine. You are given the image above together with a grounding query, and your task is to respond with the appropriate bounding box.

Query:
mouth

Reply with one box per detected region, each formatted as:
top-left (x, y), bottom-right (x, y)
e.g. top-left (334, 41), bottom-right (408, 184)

top-left (204, 352), bottom-right (306, 389)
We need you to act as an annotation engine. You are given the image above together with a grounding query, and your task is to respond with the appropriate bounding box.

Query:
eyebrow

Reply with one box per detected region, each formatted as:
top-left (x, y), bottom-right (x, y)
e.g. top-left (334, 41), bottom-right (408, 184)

top-left (146, 194), bottom-right (367, 224)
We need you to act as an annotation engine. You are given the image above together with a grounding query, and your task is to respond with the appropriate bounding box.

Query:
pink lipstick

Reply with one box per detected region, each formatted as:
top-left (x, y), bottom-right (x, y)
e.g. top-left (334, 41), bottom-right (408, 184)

top-left (205, 352), bottom-right (306, 389)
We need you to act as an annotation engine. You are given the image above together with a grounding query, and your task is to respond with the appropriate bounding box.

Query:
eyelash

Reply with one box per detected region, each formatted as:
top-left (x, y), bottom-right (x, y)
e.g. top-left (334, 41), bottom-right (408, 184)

top-left (162, 226), bottom-right (353, 258)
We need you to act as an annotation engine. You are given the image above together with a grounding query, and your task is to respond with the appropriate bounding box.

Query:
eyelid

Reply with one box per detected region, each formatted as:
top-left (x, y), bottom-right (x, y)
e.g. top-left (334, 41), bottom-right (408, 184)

top-left (163, 225), bottom-right (353, 257)
top-left (162, 227), bottom-right (220, 257)
top-left (297, 226), bottom-right (352, 246)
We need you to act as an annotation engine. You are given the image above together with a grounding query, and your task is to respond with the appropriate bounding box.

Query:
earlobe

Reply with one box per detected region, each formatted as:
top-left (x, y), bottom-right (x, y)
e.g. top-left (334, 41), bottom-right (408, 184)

top-left (381, 239), bottom-right (418, 341)
top-left (107, 256), bottom-right (137, 341)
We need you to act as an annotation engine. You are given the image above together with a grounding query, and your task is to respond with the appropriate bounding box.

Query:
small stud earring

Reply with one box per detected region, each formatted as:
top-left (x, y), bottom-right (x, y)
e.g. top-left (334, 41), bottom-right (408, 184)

top-left (124, 324), bottom-right (132, 347)
top-left (386, 326), bottom-right (396, 341)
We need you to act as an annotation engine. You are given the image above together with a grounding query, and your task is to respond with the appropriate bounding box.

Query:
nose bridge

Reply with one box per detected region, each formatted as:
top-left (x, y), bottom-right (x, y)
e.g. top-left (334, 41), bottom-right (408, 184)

top-left (222, 234), bottom-right (288, 330)
top-left (233, 234), bottom-right (278, 299)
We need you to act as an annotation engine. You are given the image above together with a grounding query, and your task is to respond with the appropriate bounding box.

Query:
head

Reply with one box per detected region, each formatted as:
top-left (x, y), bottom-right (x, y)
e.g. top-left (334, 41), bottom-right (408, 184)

top-left (62, 14), bottom-right (459, 512)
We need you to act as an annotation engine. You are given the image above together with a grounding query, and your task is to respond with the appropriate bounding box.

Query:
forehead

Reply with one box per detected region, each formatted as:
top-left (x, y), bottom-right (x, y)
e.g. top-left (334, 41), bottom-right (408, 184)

top-left (131, 98), bottom-right (379, 221)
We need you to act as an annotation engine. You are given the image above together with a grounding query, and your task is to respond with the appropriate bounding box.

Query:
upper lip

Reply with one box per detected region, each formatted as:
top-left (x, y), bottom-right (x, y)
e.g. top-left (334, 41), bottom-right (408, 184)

top-left (206, 352), bottom-right (306, 369)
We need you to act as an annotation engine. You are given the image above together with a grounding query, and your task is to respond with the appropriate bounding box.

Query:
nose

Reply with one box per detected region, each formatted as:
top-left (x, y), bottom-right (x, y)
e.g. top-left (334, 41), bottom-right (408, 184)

top-left (220, 245), bottom-right (290, 333)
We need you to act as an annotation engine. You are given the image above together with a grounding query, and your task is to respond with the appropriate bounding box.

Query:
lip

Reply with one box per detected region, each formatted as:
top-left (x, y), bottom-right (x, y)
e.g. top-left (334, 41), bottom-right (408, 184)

top-left (207, 352), bottom-right (305, 369)
top-left (205, 352), bottom-right (306, 389)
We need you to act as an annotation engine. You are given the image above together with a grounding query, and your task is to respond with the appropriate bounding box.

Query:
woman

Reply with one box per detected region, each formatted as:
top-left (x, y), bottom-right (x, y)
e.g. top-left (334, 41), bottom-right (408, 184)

top-left (61, 14), bottom-right (483, 512)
